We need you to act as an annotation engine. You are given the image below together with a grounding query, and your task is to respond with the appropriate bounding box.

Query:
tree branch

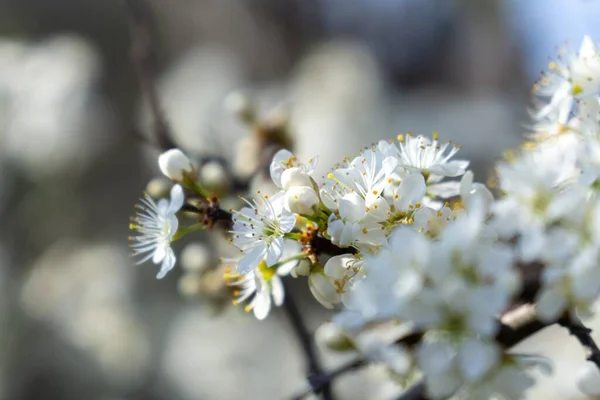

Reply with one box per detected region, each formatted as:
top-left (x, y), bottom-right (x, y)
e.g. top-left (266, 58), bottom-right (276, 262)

top-left (291, 305), bottom-right (548, 400)
top-left (290, 358), bottom-right (364, 400)
top-left (558, 313), bottom-right (600, 370)
top-left (282, 279), bottom-right (333, 400)
top-left (123, 0), bottom-right (177, 150)
top-left (393, 304), bottom-right (549, 400)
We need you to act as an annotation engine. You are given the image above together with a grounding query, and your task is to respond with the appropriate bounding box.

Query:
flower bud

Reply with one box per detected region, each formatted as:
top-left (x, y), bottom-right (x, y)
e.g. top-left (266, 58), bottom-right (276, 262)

top-left (281, 167), bottom-right (312, 190)
top-left (180, 243), bottom-right (213, 273)
top-left (291, 259), bottom-right (311, 277)
top-left (284, 186), bottom-right (319, 215)
top-left (158, 149), bottom-right (194, 181)
top-left (178, 272), bottom-right (203, 298)
top-left (145, 178), bottom-right (172, 198)
top-left (224, 91), bottom-right (256, 125)
top-left (233, 136), bottom-right (261, 179)
top-left (200, 161), bottom-right (229, 193)
top-left (315, 322), bottom-right (355, 352)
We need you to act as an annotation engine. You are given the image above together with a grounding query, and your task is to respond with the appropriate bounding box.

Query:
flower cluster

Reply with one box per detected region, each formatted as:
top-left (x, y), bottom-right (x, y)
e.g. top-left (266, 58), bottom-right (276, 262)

top-left (128, 36), bottom-right (600, 400)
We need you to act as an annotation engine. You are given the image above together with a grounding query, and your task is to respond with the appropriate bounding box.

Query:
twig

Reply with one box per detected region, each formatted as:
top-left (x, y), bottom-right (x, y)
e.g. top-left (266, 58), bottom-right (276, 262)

top-left (290, 358), bottom-right (364, 400)
top-left (123, 0), bottom-right (177, 150)
top-left (558, 313), bottom-right (600, 369)
top-left (282, 279), bottom-right (333, 400)
top-left (291, 331), bottom-right (424, 400)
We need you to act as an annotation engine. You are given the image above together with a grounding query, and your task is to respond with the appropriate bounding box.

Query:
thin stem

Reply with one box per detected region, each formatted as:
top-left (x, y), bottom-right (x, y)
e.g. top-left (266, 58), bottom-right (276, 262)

top-left (558, 313), bottom-right (600, 369)
top-left (172, 223), bottom-right (205, 241)
top-left (123, 0), bottom-right (176, 150)
top-left (292, 332), bottom-right (423, 399)
top-left (291, 359), bottom-right (364, 400)
top-left (281, 279), bottom-right (333, 400)
top-left (272, 254), bottom-right (308, 269)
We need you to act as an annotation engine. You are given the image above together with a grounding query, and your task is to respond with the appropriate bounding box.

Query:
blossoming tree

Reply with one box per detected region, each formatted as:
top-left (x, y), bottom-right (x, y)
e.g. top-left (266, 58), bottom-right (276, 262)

top-left (126, 1), bottom-right (600, 398)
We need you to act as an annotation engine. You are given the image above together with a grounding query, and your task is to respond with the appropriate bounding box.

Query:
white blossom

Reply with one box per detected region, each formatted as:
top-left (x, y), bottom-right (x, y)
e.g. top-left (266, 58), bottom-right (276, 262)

top-left (130, 184), bottom-right (184, 279)
top-left (492, 145), bottom-right (581, 238)
top-left (224, 259), bottom-right (285, 320)
top-left (577, 363), bottom-right (600, 397)
top-left (534, 36), bottom-right (600, 124)
top-left (394, 133), bottom-right (469, 179)
top-left (231, 191), bottom-right (296, 274)
top-left (269, 149), bottom-right (317, 189)
top-left (308, 254), bottom-right (363, 309)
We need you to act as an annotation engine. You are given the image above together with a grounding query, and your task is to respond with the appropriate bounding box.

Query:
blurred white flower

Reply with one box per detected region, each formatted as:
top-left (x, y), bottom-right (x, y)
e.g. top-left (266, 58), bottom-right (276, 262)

top-left (21, 242), bottom-right (150, 386)
top-left (180, 243), bottom-right (214, 273)
top-left (534, 36), bottom-right (600, 123)
top-left (0, 35), bottom-right (109, 177)
top-left (577, 363), bottom-right (600, 397)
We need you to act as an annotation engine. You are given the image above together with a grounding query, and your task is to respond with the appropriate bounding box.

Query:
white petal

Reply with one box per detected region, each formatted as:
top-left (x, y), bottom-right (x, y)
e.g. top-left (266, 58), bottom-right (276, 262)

top-left (577, 363), bottom-right (600, 396)
top-left (537, 288), bottom-right (567, 322)
top-left (580, 36), bottom-right (597, 59)
top-left (395, 173), bottom-right (426, 210)
top-left (339, 192), bottom-right (366, 221)
top-left (156, 249), bottom-right (176, 279)
top-left (271, 275), bottom-right (285, 306)
top-left (324, 254), bottom-right (352, 280)
top-left (428, 181), bottom-right (460, 199)
top-left (279, 210), bottom-right (297, 233)
top-left (252, 284), bottom-right (272, 320)
top-left (458, 338), bottom-right (500, 382)
top-left (266, 236), bottom-right (284, 265)
top-left (237, 244), bottom-right (266, 274)
top-left (460, 170), bottom-right (474, 200)
top-left (269, 149), bottom-right (294, 188)
top-left (309, 273), bottom-right (340, 308)
top-left (152, 245), bottom-right (166, 263)
top-left (168, 184), bottom-right (185, 213)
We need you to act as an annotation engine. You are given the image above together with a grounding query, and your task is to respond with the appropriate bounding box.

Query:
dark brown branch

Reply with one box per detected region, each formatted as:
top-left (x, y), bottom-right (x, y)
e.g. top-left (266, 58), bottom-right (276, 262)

top-left (311, 235), bottom-right (358, 256)
top-left (290, 358), bottom-right (364, 400)
top-left (516, 261), bottom-right (543, 303)
top-left (558, 313), bottom-right (600, 369)
top-left (124, 0), bottom-right (176, 150)
top-left (291, 331), bottom-right (423, 399)
top-left (282, 279), bottom-right (333, 400)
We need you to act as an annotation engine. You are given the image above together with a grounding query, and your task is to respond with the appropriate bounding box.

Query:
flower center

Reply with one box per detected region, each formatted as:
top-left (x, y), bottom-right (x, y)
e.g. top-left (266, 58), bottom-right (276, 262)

top-left (257, 259), bottom-right (276, 281)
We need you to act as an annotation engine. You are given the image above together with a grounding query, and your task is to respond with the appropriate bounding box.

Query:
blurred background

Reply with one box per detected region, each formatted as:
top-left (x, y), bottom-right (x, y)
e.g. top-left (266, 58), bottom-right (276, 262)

top-left (1, 0), bottom-right (600, 399)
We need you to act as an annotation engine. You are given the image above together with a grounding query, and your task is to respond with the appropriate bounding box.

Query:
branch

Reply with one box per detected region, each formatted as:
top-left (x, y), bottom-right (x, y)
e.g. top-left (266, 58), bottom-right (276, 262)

top-left (290, 358), bottom-right (364, 400)
top-left (291, 331), bottom-right (424, 400)
top-left (393, 304), bottom-right (549, 400)
top-left (282, 279), bottom-right (333, 400)
top-left (124, 0), bottom-right (177, 150)
top-left (558, 313), bottom-right (600, 369)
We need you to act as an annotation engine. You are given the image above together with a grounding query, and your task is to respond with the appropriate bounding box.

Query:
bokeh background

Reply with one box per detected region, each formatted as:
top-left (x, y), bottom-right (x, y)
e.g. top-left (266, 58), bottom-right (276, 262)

top-left (1, 0), bottom-right (600, 399)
